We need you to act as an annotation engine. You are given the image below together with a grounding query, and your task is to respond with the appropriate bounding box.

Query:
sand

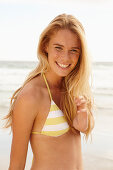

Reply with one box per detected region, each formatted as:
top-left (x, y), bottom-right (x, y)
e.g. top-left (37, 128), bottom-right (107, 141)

top-left (0, 107), bottom-right (113, 170)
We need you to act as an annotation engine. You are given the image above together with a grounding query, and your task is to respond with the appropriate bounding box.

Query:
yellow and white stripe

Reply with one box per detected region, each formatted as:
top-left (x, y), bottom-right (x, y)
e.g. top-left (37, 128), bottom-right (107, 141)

top-left (40, 100), bottom-right (70, 137)
top-left (32, 100), bottom-right (70, 137)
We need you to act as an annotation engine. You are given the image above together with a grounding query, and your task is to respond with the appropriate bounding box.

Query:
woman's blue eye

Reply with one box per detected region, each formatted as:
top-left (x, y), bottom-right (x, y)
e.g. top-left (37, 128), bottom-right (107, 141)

top-left (70, 49), bottom-right (79, 54)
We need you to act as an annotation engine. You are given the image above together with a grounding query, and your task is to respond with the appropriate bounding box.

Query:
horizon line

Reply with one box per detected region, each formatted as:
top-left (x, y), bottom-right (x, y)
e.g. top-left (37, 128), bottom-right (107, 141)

top-left (0, 60), bottom-right (113, 63)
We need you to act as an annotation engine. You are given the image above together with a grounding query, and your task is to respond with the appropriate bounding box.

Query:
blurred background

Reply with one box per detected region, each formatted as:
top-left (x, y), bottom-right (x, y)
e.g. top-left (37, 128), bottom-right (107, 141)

top-left (0, 0), bottom-right (113, 169)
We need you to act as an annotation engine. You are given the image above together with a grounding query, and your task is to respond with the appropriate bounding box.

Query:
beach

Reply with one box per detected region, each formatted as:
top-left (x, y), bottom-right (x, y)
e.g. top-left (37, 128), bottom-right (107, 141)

top-left (83, 108), bottom-right (113, 170)
top-left (1, 106), bottom-right (113, 170)
top-left (0, 61), bottom-right (113, 170)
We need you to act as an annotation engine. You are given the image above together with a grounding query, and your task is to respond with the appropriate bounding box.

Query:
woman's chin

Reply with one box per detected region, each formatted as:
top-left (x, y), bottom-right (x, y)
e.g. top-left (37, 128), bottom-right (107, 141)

top-left (54, 70), bottom-right (70, 77)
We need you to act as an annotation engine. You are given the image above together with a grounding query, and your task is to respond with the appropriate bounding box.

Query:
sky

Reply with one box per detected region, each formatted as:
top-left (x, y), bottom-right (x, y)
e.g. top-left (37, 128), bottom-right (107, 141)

top-left (0, 0), bottom-right (113, 62)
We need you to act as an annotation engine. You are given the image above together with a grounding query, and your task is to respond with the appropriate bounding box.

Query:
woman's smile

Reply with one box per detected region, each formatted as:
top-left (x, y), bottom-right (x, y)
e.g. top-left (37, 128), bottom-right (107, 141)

top-left (56, 61), bottom-right (71, 69)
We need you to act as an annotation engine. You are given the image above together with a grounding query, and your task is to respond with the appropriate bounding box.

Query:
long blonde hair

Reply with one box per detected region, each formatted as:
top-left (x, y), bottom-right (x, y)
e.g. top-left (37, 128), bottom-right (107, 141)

top-left (4, 13), bottom-right (94, 140)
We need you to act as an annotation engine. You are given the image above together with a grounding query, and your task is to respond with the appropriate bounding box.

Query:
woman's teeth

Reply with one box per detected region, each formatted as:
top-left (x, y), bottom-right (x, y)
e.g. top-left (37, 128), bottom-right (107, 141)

top-left (57, 62), bottom-right (70, 68)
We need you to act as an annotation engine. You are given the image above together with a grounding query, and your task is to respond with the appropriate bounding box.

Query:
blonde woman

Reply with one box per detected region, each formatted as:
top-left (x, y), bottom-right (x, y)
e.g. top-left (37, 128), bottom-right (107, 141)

top-left (5, 13), bottom-right (94, 170)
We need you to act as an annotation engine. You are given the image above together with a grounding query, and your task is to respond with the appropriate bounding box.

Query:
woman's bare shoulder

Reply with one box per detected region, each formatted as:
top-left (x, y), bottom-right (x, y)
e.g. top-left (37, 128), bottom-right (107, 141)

top-left (15, 74), bottom-right (44, 114)
top-left (11, 74), bottom-right (45, 136)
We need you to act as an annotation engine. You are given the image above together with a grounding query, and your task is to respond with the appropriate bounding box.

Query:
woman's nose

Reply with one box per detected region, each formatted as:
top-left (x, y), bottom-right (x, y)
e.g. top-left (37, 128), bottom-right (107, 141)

top-left (61, 51), bottom-right (70, 60)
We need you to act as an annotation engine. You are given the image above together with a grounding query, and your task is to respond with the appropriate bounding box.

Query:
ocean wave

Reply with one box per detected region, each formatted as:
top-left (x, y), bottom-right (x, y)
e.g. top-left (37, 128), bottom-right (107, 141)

top-left (97, 106), bottom-right (113, 110)
top-left (0, 61), bottom-right (38, 69)
top-left (93, 62), bottom-right (113, 67)
top-left (93, 92), bottom-right (113, 96)
top-left (93, 88), bottom-right (113, 96)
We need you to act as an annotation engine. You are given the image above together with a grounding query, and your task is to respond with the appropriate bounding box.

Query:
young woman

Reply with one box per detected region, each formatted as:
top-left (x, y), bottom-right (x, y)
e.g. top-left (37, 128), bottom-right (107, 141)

top-left (5, 13), bottom-right (94, 170)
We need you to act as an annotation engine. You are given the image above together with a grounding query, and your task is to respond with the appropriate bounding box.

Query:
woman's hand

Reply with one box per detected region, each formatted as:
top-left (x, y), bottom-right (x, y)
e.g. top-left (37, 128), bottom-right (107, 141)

top-left (73, 96), bottom-right (89, 133)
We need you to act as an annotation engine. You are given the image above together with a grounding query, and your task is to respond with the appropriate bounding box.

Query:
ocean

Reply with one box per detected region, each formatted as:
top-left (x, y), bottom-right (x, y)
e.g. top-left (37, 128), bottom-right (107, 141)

top-left (0, 60), bottom-right (113, 113)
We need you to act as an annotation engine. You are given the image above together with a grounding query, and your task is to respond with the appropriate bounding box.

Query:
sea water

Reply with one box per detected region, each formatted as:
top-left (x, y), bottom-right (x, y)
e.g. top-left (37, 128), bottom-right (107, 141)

top-left (0, 60), bottom-right (113, 112)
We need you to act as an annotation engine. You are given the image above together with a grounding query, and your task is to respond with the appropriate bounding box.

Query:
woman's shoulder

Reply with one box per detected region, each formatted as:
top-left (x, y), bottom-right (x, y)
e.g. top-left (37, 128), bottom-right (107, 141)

top-left (14, 74), bottom-right (44, 114)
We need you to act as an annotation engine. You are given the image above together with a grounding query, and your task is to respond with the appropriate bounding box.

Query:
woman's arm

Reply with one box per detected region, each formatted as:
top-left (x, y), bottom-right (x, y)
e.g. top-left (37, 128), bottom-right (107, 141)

top-left (8, 89), bottom-right (38, 170)
top-left (73, 96), bottom-right (95, 133)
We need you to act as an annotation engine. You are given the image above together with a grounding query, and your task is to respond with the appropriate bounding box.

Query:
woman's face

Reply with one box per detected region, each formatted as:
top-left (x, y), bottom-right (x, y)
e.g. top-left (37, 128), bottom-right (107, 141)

top-left (46, 29), bottom-right (81, 77)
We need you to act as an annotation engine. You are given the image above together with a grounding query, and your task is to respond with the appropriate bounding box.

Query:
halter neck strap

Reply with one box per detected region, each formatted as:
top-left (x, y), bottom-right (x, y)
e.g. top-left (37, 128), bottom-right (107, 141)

top-left (42, 73), bottom-right (52, 101)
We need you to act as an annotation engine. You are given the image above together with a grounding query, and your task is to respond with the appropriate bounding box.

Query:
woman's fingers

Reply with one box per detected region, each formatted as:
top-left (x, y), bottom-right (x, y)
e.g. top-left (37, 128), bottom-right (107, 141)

top-left (77, 108), bottom-right (87, 113)
top-left (75, 96), bottom-right (87, 110)
top-left (75, 96), bottom-right (86, 104)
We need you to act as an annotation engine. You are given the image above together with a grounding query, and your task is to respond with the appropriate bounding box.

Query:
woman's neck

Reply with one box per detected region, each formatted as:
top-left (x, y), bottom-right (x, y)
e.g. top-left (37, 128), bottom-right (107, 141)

top-left (45, 71), bottom-right (63, 90)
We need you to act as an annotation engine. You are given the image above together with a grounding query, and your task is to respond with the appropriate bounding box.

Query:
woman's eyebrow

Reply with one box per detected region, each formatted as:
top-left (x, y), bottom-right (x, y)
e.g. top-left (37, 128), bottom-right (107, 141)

top-left (53, 43), bottom-right (64, 47)
top-left (53, 43), bottom-right (80, 49)
top-left (71, 47), bottom-right (80, 50)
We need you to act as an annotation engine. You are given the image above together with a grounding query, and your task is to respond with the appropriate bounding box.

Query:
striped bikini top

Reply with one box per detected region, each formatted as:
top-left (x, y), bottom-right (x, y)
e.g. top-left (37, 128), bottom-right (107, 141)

top-left (31, 73), bottom-right (70, 137)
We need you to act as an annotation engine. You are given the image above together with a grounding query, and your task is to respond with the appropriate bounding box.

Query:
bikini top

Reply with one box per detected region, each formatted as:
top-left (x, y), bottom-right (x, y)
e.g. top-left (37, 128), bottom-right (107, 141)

top-left (31, 73), bottom-right (70, 137)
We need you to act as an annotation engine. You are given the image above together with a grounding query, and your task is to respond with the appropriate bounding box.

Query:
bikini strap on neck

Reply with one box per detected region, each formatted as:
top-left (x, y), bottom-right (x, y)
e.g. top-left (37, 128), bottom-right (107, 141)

top-left (42, 73), bottom-right (52, 101)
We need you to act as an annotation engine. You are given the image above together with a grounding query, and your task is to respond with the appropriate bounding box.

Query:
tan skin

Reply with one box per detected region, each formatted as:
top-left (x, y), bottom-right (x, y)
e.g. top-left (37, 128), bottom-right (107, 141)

top-left (9, 29), bottom-right (94, 170)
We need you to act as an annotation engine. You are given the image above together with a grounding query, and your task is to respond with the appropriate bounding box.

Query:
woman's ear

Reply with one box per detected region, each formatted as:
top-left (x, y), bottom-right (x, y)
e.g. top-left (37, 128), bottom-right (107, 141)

top-left (44, 46), bottom-right (48, 57)
top-left (45, 44), bottom-right (49, 53)
top-left (44, 45), bottom-right (49, 56)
